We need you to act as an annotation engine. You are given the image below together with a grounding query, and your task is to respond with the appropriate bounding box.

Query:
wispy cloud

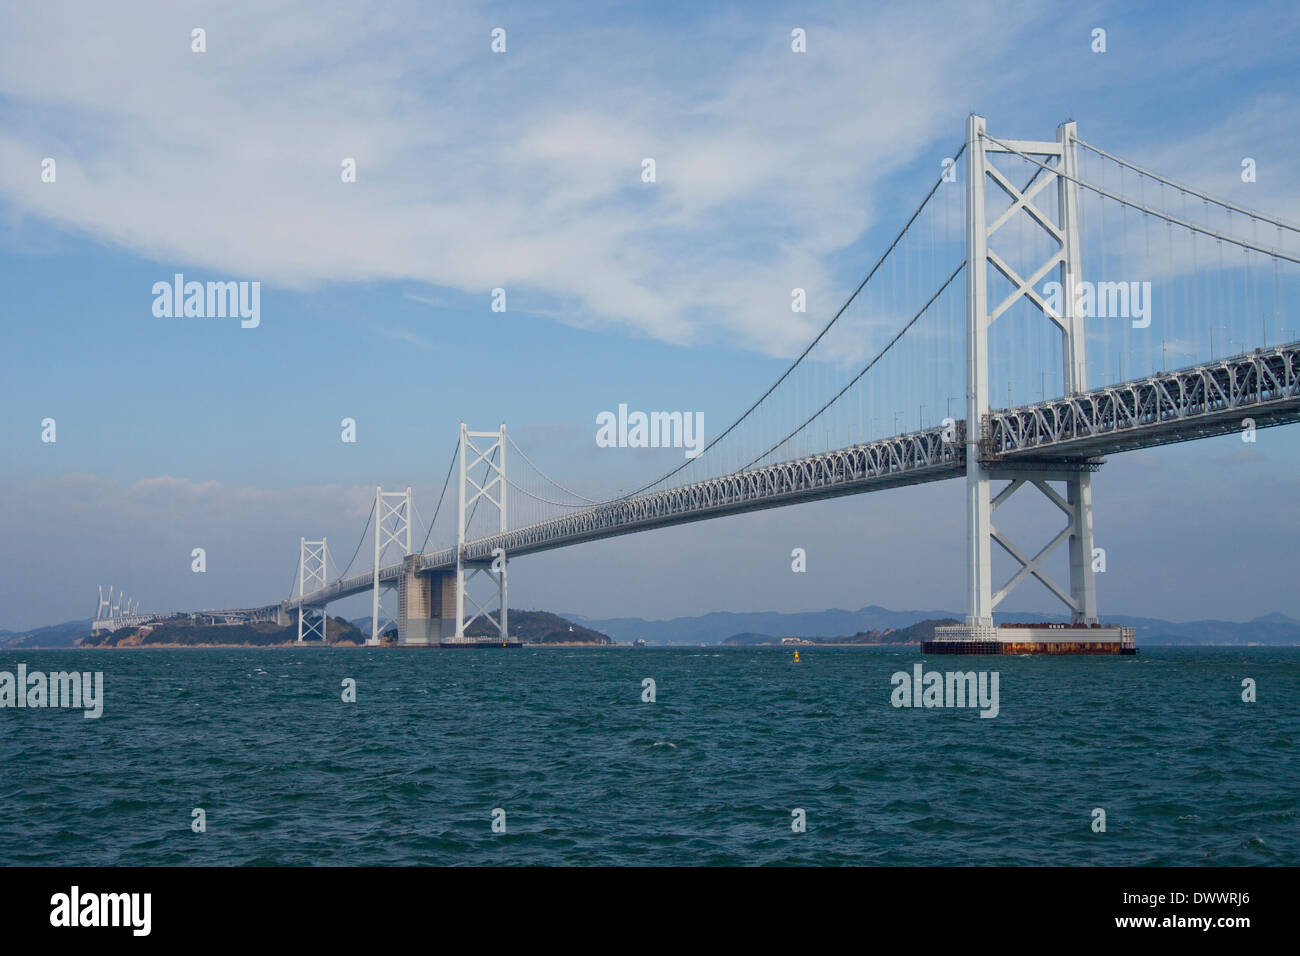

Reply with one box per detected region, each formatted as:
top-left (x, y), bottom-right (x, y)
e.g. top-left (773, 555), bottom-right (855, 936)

top-left (0, 0), bottom-right (1028, 356)
top-left (380, 327), bottom-right (434, 350)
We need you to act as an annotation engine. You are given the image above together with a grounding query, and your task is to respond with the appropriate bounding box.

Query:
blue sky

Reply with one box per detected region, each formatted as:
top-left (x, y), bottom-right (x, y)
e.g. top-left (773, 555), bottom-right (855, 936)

top-left (2, 0), bottom-right (1299, 630)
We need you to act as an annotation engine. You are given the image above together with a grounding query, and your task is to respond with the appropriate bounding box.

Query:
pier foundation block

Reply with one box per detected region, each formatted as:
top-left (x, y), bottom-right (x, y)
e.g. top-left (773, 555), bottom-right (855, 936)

top-left (397, 560), bottom-right (456, 645)
top-left (925, 624), bottom-right (1136, 655)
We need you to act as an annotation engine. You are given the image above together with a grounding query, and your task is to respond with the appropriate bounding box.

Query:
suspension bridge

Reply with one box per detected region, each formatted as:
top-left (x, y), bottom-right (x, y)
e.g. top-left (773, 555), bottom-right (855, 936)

top-left (90, 586), bottom-right (151, 634)
top-left (119, 114), bottom-right (1300, 649)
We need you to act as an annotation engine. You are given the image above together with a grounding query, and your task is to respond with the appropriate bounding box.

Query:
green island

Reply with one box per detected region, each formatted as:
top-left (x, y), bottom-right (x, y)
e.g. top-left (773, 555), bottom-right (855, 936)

top-left (79, 610), bottom-right (613, 647)
top-left (720, 618), bottom-right (959, 646)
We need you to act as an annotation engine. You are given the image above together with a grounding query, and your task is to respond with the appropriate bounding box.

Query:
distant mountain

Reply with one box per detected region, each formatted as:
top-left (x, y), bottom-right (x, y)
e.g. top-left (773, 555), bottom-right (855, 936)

top-left (472, 610), bottom-right (611, 645)
top-left (1113, 613), bottom-right (1300, 646)
top-left (720, 632), bottom-right (777, 646)
top-left (349, 617), bottom-right (388, 638)
top-left (6, 606), bottom-right (1298, 649)
top-left (1246, 611), bottom-right (1300, 625)
top-left (0, 619), bottom-right (94, 649)
top-left (568, 606), bottom-right (1300, 646)
top-left (721, 618), bottom-right (960, 646)
top-left (863, 618), bottom-right (960, 644)
top-left (567, 605), bottom-right (954, 645)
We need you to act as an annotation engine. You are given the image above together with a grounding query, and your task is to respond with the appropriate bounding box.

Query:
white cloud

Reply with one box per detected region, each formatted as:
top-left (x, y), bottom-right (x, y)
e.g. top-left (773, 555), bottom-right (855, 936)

top-left (0, 0), bottom-right (1025, 356)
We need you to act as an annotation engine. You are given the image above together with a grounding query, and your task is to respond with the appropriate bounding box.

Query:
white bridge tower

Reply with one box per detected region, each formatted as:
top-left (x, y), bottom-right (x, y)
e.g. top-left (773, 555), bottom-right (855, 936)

top-left (961, 114), bottom-right (1099, 639)
top-left (297, 538), bottom-right (328, 643)
top-left (370, 486), bottom-right (412, 645)
top-left (455, 423), bottom-right (509, 643)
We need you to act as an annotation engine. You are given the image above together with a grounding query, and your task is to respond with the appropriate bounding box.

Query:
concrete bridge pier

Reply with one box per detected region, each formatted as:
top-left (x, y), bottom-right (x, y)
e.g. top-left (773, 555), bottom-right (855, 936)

top-left (396, 556), bottom-right (456, 645)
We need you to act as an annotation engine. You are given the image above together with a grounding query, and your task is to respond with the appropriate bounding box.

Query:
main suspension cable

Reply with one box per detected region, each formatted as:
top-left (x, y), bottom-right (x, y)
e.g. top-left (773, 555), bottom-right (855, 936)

top-left (984, 133), bottom-right (1300, 264)
top-left (419, 438), bottom-right (460, 554)
top-left (744, 261), bottom-right (966, 469)
top-left (507, 435), bottom-right (598, 503)
top-left (336, 496), bottom-right (376, 580)
top-left (615, 138), bottom-right (970, 500)
top-left (1076, 138), bottom-right (1300, 235)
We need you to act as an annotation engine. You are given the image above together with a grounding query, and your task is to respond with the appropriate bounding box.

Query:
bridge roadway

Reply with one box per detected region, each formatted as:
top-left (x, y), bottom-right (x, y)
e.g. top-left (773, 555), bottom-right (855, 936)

top-left (267, 341), bottom-right (1298, 616)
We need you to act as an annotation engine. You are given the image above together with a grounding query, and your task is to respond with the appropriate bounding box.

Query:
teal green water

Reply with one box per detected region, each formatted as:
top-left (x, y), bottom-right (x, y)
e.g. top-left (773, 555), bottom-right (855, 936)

top-left (0, 646), bottom-right (1295, 865)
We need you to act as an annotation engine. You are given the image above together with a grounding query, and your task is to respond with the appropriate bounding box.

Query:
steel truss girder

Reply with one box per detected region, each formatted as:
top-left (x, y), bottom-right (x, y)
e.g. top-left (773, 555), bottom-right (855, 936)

top-left (984, 343), bottom-right (1300, 459)
top-left (432, 424), bottom-right (963, 570)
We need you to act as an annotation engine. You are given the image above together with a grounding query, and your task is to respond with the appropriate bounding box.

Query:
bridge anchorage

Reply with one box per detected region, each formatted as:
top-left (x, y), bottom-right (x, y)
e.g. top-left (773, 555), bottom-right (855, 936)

top-left (248, 111), bottom-right (1298, 654)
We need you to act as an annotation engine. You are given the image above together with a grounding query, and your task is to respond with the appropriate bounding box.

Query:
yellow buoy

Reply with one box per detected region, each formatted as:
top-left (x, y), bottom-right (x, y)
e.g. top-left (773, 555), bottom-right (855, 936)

top-left (793, 650), bottom-right (800, 662)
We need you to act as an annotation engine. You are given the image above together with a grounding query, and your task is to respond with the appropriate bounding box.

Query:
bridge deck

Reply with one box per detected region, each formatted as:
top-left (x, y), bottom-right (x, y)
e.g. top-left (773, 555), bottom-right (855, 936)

top-left (272, 342), bottom-right (1297, 613)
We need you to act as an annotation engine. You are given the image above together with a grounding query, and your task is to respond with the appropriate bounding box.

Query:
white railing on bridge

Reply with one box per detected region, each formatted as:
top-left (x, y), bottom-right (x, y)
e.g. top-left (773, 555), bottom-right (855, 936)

top-left (985, 342), bottom-right (1300, 460)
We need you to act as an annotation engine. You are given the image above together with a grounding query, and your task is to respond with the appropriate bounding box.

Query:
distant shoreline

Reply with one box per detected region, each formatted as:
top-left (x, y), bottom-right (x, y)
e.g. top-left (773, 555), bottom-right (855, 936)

top-left (69, 641), bottom-right (616, 649)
